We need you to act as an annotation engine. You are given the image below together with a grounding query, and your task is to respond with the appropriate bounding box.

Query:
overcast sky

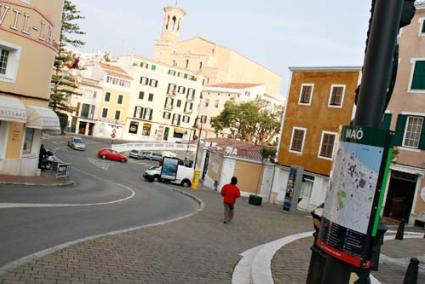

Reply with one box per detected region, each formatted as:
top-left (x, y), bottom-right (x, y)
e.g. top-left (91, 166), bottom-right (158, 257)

top-left (72, 0), bottom-right (372, 96)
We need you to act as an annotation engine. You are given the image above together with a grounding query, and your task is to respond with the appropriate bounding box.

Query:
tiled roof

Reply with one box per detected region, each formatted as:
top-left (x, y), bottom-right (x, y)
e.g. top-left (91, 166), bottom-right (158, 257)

top-left (203, 138), bottom-right (274, 161)
top-left (100, 63), bottom-right (133, 80)
top-left (207, 83), bottom-right (262, 89)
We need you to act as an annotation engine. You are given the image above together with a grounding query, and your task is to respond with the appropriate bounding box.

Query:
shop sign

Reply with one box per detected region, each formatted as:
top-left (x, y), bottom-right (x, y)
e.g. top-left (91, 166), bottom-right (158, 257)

top-left (0, 2), bottom-right (58, 51)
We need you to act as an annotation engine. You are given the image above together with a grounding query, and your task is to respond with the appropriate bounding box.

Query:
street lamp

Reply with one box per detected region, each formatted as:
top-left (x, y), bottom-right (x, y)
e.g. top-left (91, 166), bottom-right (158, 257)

top-left (193, 115), bottom-right (204, 169)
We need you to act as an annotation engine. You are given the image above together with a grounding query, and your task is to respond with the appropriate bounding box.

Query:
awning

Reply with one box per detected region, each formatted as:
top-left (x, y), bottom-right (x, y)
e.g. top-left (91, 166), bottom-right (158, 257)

top-left (26, 105), bottom-right (61, 131)
top-left (0, 95), bottom-right (27, 123)
top-left (174, 127), bottom-right (188, 134)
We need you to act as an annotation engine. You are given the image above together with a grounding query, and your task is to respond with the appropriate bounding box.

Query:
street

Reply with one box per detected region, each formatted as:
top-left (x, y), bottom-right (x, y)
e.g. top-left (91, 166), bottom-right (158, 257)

top-left (0, 136), bottom-right (198, 267)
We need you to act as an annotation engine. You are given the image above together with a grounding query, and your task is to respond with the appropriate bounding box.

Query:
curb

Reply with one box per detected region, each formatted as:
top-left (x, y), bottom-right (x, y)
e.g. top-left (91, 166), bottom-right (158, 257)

top-left (0, 180), bottom-right (74, 187)
top-left (0, 182), bottom-right (204, 276)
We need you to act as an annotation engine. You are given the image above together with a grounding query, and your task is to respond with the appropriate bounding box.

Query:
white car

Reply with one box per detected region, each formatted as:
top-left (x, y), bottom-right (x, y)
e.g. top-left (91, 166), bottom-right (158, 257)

top-left (162, 151), bottom-right (177, 158)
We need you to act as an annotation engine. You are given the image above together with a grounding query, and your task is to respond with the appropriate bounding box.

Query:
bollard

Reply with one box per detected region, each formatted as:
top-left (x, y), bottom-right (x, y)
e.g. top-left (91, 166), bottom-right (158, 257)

top-left (395, 219), bottom-right (405, 240)
top-left (402, 257), bottom-right (419, 284)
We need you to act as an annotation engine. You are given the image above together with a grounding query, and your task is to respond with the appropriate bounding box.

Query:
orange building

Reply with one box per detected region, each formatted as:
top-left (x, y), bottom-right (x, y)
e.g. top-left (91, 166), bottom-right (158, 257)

top-left (276, 67), bottom-right (361, 209)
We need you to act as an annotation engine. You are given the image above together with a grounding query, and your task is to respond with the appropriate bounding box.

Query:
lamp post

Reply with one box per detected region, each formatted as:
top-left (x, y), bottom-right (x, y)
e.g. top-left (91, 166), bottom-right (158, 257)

top-left (193, 116), bottom-right (204, 169)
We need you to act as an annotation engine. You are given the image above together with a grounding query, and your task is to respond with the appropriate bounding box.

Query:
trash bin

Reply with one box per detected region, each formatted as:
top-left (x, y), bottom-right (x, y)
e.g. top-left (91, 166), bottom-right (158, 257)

top-left (249, 194), bottom-right (262, 206)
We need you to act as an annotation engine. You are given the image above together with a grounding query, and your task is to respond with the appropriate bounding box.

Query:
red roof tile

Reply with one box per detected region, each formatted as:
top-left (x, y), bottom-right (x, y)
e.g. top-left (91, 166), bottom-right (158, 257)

top-left (100, 63), bottom-right (133, 80)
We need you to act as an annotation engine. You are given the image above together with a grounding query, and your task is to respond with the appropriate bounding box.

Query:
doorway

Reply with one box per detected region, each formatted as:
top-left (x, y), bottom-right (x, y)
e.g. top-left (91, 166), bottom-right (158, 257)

top-left (78, 121), bottom-right (87, 135)
top-left (163, 127), bottom-right (169, 141)
top-left (383, 170), bottom-right (417, 221)
top-left (88, 123), bottom-right (94, 136)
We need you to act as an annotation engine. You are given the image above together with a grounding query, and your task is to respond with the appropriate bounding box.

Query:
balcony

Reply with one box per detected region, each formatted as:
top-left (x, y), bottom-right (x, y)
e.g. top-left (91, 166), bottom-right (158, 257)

top-left (164, 105), bottom-right (174, 111)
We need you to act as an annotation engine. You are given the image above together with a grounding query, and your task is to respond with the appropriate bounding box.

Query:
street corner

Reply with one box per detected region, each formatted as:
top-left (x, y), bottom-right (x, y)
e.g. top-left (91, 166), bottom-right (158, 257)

top-left (0, 174), bottom-right (74, 188)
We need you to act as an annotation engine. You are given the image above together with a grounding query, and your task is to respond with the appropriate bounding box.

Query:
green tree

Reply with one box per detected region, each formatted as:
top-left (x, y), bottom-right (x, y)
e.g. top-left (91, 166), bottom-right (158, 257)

top-left (49, 0), bottom-right (85, 131)
top-left (211, 99), bottom-right (282, 145)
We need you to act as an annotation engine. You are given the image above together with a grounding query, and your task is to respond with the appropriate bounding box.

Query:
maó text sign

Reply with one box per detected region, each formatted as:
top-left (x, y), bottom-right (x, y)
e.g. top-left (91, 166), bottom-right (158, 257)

top-left (317, 126), bottom-right (392, 268)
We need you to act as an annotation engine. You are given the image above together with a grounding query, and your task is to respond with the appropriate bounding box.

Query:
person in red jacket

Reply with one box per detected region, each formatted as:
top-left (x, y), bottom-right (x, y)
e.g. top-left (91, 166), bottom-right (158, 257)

top-left (220, 176), bottom-right (241, 224)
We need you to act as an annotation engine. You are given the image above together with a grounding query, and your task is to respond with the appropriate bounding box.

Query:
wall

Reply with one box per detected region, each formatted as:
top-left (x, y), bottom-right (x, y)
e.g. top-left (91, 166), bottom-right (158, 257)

top-left (278, 70), bottom-right (359, 176)
top-left (232, 159), bottom-right (263, 194)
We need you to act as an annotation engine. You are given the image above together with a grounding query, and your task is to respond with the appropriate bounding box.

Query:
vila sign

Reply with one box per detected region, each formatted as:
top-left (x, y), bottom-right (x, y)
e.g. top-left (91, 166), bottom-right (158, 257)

top-left (0, 2), bottom-right (58, 51)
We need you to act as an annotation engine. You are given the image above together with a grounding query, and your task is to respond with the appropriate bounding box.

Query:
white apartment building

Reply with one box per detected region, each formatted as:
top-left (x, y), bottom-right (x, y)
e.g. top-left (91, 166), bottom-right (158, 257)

top-left (117, 55), bottom-right (204, 142)
top-left (198, 83), bottom-right (285, 138)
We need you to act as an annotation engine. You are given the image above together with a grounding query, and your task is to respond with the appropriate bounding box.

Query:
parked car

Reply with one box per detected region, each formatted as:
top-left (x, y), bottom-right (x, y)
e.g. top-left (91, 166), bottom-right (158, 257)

top-left (162, 151), bottom-right (177, 158)
top-left (68, 137), bottom-right (86, 151)
top-left (141, 151), bottom-right (163, 161)
top-left (129, 149), bottom-right (142, 159)
top-left (143, 165), bottom-right (162, 182)
top-left (98, 148), bottom-right (128, 163)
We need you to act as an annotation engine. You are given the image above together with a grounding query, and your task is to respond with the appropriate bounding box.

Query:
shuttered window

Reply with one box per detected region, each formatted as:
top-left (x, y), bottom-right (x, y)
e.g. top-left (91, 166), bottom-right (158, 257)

top-left (411, 61), bottom-right (425, 91)
top-left (394, 114), bottom-right (425, 150)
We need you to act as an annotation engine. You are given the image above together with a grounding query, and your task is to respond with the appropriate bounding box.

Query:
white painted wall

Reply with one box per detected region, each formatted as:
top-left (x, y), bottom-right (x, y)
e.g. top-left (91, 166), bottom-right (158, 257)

top-left (259, 163), bottom-right (275, 201)
top-left (218, 157), bottom-right (236, 190)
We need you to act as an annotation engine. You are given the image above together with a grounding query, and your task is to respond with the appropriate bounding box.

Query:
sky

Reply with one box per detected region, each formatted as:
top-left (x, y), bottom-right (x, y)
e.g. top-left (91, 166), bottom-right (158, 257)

top-left (71, 0), bottom-right (372, 97)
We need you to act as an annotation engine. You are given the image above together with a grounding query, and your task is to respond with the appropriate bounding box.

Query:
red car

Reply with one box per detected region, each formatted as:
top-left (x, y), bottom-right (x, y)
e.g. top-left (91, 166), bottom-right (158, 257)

top-left (97, 149), bottom-right (128, 163)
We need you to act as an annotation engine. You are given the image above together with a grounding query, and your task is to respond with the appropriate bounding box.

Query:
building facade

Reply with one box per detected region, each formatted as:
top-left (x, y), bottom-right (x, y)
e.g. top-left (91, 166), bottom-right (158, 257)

top-left (276, 67), bottom-right (361, 210)
top-left (0, 0), bottom-right (63, 176)
top-left (117, 55), bottom-right (204, 142)
top-left (199, 83), bottom-right (284, 139)
top-left (153, 5), bottom-right (282, 97)
top-left (385, 2), bottom-right (425, 225)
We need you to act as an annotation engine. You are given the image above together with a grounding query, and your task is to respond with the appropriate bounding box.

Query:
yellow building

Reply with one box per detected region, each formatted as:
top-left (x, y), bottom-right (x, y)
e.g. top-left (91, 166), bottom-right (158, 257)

top-left (0, 0), bottom-right (63, 176)
top-left (154, 5), bottom-right (281, 97)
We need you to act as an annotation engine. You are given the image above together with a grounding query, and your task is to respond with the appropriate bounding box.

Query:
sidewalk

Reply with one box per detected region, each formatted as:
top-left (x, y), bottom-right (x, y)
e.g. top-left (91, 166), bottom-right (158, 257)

top-left (272, 233), bottom-right (425, 283)
top-left (0, 186), bottom-right (312, 284)
top-left (0, 174), bottom-right (73, 187)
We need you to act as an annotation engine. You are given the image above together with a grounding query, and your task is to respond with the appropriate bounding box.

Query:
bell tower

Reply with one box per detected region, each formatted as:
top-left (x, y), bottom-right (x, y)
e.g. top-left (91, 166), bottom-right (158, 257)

top-left (154, 5), bottom-right (186, 64)
top-left (160, 6), bottom-right (186, 42)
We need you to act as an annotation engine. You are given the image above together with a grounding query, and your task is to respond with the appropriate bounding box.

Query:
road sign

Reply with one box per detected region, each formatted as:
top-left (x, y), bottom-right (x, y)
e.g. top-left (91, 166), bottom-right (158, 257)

top-left (317, 125), bottom-right (393, 268)
top-left (112, 128), bottom-right (117, 134)
top-left (111, 133), bottom-right (116, 139)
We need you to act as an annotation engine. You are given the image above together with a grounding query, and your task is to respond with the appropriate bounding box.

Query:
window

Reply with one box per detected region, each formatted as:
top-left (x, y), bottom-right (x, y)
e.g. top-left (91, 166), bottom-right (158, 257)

top-left (139, 91), bottom-right (144, 100)
top-left (298, 84), bottom-right (314, 105)
top-left (80, 104), bottom-right (90, 118)
top-left (318, 132), bottom-right (337, 159)
top-left (215, 99), bottom-right (220, 108)
top-left (22, 128), bottom-right (34, 154)
top-left (187, 88), bottom-right (195, 100)
top-left (177, 100), bottom-right (182, 107)
top-left (104, 92), bottom-right (111, 102)
top-left (133, 106), bottom-right (143, 119)
top-left (403, 116), bottom-right (424, 148)
top-left (199, 61), bottom-right (203, 70)
top-left (129, 121), bottom-right (139, 134)
top-left (200, 115), bottom-right (208, 124)
top-left (0, 42), bottom-right (21, 83)
top-left (163, 112), bottom-right (171, 120)
top-left (205, 99), bottom-right (209, 107)
top-left (142, 123), bottom-right (151, 136)
top-left (0, 49), bottom-right (9, 75)
top-left (148, 93), bottom-right (154, 102)
top-left (117, 95), bottom-right (123, 104)
top-left (164, 97), bottom-right (174, 109)
top-left (90, 106), bottom-right (95, 119)
top-left (151, 65), bottom-right (156, 71)
top-left (167, 83), bottom-right (176, 94)
top-left (149, 79), bottom-right (158, 87)
top-left (143, 108), bottom-right (153, 120)
top-left (182, 116), bottom-right (191, 123)
top-left (410, 60), bottom-right (425, 91)
top-left (93, 91), bottom-right (97, 98)
top-left (115, 111), bottom-right (121, 120)
top-left (178, 86), bottom-right (186, 94)
top-left (328, 85), bottom-right (345, 107)
top-left (172, 113), bottom-right (181, 126)
top-left (420, 18), bottom-right (425, 35)
top-left (289, 127), bottom-right (306, 153)
top-left (186, 59), bottom-right (189, 68)
top-left (102, 108), bottom-right (108, 118)
top-left (140, 76), bottom-right (149, 85)
top-left (185, 102), bottom-right (193, 113)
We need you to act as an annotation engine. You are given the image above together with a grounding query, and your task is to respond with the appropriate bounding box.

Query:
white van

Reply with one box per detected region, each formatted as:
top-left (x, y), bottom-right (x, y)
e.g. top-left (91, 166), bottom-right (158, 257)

top-left (143, 160), bottom-right (193, 187)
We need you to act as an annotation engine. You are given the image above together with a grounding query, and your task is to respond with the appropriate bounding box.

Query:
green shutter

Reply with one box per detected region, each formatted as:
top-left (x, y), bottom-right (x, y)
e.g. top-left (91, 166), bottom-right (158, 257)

top-left (422, 21), bottom-right (425, 34)
top-left (411, 61), bottom-right (425, 90)
top-left (383, 113), bottom-right (392, 129)
top-left (393, 114), bottom-right (407, 146)
top-left (419, 118), bottom-right (425, 150)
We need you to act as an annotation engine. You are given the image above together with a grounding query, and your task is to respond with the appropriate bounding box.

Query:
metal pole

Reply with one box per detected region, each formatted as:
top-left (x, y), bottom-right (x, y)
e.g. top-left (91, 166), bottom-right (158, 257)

top-left (354, 0), bottom-right (404, 128)
top-left (193, 118), bottom-right (203, 169)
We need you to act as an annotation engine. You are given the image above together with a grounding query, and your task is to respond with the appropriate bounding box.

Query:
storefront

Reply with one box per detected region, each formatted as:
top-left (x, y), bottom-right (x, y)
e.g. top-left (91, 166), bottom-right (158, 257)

top-left (0, 95), bottom-right (60, 176)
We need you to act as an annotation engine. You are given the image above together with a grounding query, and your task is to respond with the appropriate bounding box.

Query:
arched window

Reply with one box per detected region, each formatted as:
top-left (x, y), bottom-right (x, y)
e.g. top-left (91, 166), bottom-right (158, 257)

top-left (186, 59), bottom-right (189, 68)
top-left (177, 19), bottom-right (181, 31)
top-left (172, 16), bottom-right (177, 31)
top-left (166, 16), bottom-right (170, 30)
top-left (199, 61), bottom-right (203, 70)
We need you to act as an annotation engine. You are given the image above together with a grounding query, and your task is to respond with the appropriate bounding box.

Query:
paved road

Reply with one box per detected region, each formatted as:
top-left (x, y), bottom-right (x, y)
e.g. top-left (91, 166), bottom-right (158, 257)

top-left (0, 137), bottom-right (198, 268)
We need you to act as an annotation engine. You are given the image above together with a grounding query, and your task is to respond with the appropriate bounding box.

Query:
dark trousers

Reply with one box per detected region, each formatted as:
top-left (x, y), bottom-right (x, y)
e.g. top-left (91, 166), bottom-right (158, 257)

top-left (224, 203), bottom-right (234, 222)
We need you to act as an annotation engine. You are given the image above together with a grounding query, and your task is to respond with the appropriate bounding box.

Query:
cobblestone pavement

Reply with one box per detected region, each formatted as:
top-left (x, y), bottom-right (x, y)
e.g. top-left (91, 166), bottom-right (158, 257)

top-left (0, 187), bottom-right (312, 284)
top-left (272, 235), bottom-right (425, 284)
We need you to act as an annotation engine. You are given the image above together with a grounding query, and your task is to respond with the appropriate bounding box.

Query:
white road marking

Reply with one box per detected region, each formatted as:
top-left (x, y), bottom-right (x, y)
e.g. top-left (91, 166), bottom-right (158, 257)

top-left (0, 184), bottom-right (204, 276)
top-left (232, 232), bottom-right (424, 284)
top-left (87, 157), bottom-right (116, 171)
top-left (0, 167), bottom-right (135, 209)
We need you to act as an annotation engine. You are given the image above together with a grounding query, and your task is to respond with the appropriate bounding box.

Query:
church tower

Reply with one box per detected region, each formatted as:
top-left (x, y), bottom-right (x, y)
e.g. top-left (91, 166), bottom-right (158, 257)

top-left (154, 6), bottom-right (186, 64)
